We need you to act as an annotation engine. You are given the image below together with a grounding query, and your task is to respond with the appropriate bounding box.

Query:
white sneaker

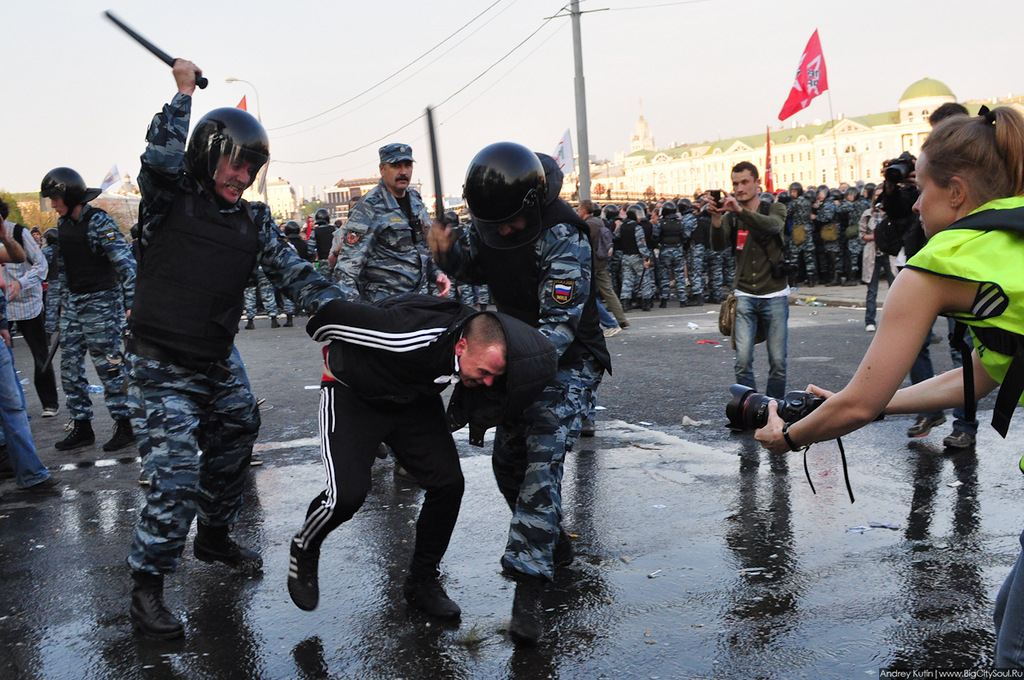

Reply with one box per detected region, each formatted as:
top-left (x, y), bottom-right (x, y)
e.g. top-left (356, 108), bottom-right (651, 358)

top-left (865, 324), bottom-right (876, 333)
top-left (41, 406), bottom-right (59, 417)
top-left (603, 326), bottom-right (622, 338)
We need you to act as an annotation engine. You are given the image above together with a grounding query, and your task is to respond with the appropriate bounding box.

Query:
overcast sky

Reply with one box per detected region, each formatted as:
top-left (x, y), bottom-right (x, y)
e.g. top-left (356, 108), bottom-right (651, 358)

top-left (4, 0), bottom-right (1021, 200)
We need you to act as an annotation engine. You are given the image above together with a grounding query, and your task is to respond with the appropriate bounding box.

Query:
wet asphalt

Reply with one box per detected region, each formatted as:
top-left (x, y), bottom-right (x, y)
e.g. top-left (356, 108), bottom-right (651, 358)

top-left (1, 286), bottom-right (1021, 680)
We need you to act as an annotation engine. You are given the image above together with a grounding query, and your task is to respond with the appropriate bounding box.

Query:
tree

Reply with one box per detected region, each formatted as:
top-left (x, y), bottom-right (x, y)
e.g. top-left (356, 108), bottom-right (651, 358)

top-left (0, 191), bottom-right (25, 223)
top-left (301, 200), bottom-right (325, 219)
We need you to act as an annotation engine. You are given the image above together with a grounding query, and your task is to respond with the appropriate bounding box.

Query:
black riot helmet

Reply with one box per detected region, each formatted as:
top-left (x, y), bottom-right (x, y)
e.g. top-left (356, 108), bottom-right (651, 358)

top-left (43, 229), bottom-right (59, 246)
top-left (626, 203), bottom-right (646, 221)
top-left (314, 207), bottom-right (331, 225)
top-left (443, 210), bottom-right (460, 227)
top-left (803, 189), bottom-right (817, 203)
top-left (463, 142), bottom-right (546, 250)
top-left (40, 167), bottom-right (100, 207)
top-left (535, 152), bottom-right (564, 205)
top-left (283, 220), bottom-right (302, 235)
top-left (660, 201), bottom-right (677, 217)
top-left (185, 107), bottom-right (269, 192)
top-left (678, 198), bottom-right (695, 213)
top-left (828, 188), bottom-right (843, 201)
top-left (788, 181), bottom-right (803, 194)
top-left (603, 204), bottom-right (620, 220)
top-left (636, 200), bottom-right (648, 212)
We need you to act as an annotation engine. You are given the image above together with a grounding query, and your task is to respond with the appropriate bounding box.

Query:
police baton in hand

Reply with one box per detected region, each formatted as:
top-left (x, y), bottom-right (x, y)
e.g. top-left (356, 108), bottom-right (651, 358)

top-left (104, 11), bottom-right (208, 89)
top-left (41, 334), bottom-right (60, 374)
top-left (425, 107), bottom-right (443, 222)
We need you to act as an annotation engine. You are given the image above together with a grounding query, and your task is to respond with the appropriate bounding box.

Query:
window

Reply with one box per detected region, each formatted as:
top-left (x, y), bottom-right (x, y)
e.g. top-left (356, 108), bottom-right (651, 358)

top-left (908, 112), bottom-right (914, 123)
top-left (822, 170), bottom-right (827, 182)
top-left (820, 148), bottom-right (826, 157)
top-left (922, 110), bottom-right (929, 119)
top-left (866, 169), bottom-right (872, 179)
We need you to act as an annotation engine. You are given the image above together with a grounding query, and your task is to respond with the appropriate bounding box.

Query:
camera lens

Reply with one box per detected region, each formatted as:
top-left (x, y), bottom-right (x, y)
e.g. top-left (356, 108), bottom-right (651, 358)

top-left (726, 384), bottom-right (774, 430)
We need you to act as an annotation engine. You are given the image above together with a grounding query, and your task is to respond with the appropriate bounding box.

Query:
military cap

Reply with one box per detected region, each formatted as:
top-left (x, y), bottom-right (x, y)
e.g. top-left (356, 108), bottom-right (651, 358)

top-left (379, 143), bottom-right (415, 164)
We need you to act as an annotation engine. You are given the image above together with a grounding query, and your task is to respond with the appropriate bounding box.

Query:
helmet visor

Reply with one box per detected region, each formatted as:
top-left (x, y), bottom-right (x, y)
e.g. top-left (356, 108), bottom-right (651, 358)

top-left (471, 201), bottom-right (544, 250)
top-left (213, 140), bottom-right (269, 188)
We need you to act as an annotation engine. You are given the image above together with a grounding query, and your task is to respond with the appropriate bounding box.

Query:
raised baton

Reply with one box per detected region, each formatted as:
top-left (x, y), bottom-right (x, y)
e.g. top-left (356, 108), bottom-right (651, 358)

top-left (104, 10), bottom-right (208, 89)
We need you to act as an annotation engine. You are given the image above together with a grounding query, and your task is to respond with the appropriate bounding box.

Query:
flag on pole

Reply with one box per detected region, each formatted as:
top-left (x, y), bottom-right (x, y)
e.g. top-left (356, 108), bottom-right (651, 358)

top-left (236, 95), bottom-right (247, 111)
top-left (100, 165), bottom-right (120, 192)
top-left (553, 129), bottom-right (575, 175)
top-left (764, 127), bottom-right (774, 193)
top-left (778, 29), bottom-right (829, 121)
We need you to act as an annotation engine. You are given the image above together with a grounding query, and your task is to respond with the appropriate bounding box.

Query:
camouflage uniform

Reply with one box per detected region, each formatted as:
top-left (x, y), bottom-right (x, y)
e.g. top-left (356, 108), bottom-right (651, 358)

top-left (55, 206), bottom-right (135, 423)
top-left (440, 217), bottom-right (609, 581)
top-left (127, 92), bottom-right (342, 576)
top-left (331, 178), bottom-right (441, 303)
top-left (786, 196), bottom-right (816, 282)
top-left (42, 240), bottom-right (61, 335)
top-left (657, 215), bottom-right (689, 301)
top-left (243, 266), bottom-right (279, 321)
top-left (815, 199), bottom-right (843, 284)
top-left (845, 197), bottom-right (870, 282)
top-left (619, 220), bottom-right (655, 304)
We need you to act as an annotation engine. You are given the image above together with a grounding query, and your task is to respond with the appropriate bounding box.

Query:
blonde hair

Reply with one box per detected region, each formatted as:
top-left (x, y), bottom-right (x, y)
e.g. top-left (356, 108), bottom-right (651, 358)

top-left (921, 107), bottom-right (1024, 208)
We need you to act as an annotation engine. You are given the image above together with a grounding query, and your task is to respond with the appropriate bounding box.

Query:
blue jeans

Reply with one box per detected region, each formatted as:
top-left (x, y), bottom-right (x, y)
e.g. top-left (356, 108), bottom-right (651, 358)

top-left (947, 316), bottom-right (979, 435)
top-left (733, 295), bottom-right (788, 399)
top-left (0, 345), bottom-right (49, 488)
top-left (911, 331), bottom-right (944, 420)
top-left (994, 528), bottom-right (1024, 667)
top-left (596, 299), bottom-right (618, 329)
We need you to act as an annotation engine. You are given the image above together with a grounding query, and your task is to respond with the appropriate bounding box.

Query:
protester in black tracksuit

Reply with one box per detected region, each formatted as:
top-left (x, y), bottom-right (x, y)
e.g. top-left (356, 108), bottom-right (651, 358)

top-left (288, 293), bottom-right (556, 620)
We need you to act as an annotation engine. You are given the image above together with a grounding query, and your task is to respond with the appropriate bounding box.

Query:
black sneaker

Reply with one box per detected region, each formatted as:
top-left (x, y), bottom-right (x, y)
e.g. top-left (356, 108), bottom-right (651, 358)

top-left (943, 429), bottom-right (976, 449)
top-left (288, 540), bottom-right (320, 611)
top-left (193, 526), bottom-right (263, 575)
top-left (907, 415), bottom-right (946, 438)
top-left (403, 576), bottom-right (461, 620)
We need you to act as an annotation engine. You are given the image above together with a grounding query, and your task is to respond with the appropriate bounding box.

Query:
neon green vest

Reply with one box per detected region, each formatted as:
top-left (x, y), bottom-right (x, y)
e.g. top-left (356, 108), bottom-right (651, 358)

top-left (905, 196), bottom-right (1024, 439)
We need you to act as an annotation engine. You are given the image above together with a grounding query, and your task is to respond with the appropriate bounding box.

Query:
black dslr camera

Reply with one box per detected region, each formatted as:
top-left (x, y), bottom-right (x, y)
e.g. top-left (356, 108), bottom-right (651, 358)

top-left (883, 152), bottom-right (916, 184)
top-left (726, 384), bottom-right (825, 431)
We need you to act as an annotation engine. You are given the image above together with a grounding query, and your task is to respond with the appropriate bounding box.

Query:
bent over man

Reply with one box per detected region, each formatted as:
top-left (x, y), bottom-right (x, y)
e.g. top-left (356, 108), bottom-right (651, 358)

top-left (288, 293), bottom-right (555, 620)
top-left (125, 59), bottom-right (343, 639)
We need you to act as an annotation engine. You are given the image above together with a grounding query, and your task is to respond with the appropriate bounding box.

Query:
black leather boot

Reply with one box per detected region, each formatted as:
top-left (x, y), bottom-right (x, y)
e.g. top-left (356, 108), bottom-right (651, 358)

top-left (270, 316), bottom-right (281, 329)
top-left (659, 298), bottom-right (667, 308)
top-left (244, 319), bottom-right (255, 330)
top-left (130, 572), bottom-right (184, 639)
top-left (55, 419), bottom-right (95, 451)
top-left (193, 524), bottom-right (263, 575)
top-left (103, 419), bottom-right (135, 452)
top-left (284, 314), bottom-right (294, 327)
top-left (509, 575), bottom-right (547, 645)
top-left (404, 575), bottom-right (461, 620)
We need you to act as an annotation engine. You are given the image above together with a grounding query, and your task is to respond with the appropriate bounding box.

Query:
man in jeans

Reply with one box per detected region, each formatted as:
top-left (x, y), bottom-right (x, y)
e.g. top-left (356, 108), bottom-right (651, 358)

top-left (709, 162), bottom-right (789, 399)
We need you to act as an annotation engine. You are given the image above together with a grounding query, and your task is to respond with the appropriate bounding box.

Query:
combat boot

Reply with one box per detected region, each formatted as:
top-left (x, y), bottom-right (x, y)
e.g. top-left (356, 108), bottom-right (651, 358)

top-left (193, 523), bottom-right (264, 575)
top-left (403, 575), bottom-right (461, 620)
top-left (641, 299), bottom-right (653, 312)
top-left (807, 275), bottom-right (819, 288)
top-left (55, 419), bottom-right (95, 451)
top-left (658, 298), bottom-right (667, 308)
top-left (288, 539), bottom-right (320, 611)
top-left (271, 316), bottom-right (281, 329)
top-left (554, 526), bottom-right (575, 566)
top-left (509, 575), bottom-right (547, 645)
top-left (623, 299), bottom-right (633, 312)
top-left (284, 314), bottom-right (294, 327)
top-left (244, 319), bottom-right (255, 330)
top-left (130, 571), bottom-right (184, 639)
top-left (685, 294), bottom-right (705, 307)
top-left (102, 419), bottom-right (135, 452)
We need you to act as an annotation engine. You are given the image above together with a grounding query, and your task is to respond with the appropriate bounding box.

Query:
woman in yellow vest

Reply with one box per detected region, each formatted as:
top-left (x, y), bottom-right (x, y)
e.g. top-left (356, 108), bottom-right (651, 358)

top-left (757, 106), bottom-right (1024, 668)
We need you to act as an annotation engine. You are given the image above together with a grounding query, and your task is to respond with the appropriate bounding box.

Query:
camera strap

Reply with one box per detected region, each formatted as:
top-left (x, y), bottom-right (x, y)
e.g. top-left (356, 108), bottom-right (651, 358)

top-left (802, 438), bottom-right (855, 504)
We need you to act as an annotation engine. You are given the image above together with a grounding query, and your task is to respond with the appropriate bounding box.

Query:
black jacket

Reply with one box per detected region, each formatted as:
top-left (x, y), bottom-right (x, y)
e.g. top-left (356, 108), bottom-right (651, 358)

top-left (307, 293), bottom-right (557, 435)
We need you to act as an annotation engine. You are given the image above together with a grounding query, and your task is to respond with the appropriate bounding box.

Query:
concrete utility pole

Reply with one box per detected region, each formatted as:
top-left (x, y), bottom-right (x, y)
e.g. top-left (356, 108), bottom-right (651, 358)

top-left (569, 0), bottom-right (591, 201)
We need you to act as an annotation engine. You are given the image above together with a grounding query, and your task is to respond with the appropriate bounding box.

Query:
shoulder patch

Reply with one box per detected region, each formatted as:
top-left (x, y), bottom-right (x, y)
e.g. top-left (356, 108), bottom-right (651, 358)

top-left (551, 278), bottom-right (575, 304)
top-left (345, 231), bottom-right (362, 245)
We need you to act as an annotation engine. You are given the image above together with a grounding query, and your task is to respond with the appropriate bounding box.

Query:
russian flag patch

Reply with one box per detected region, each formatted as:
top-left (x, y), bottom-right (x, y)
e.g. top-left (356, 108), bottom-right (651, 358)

top-left (551, 279), bottom-right (575, 304)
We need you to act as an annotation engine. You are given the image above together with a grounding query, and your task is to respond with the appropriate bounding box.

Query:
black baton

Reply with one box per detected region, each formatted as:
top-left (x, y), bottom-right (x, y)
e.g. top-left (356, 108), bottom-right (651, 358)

top-left (425, 107), bottom-right (443, 222)
top-left (104, 11), bottom-right (208, 89)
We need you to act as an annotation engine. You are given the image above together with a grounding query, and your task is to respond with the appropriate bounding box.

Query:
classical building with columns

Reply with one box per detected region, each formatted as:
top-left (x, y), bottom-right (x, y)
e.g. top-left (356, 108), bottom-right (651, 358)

top-left (578, 78), bottom-right (1024, 203)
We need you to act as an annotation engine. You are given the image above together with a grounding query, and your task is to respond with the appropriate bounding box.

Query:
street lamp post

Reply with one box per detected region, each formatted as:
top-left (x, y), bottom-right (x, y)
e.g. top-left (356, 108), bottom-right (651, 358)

top-left (225, 77), bottom-right (262, 122)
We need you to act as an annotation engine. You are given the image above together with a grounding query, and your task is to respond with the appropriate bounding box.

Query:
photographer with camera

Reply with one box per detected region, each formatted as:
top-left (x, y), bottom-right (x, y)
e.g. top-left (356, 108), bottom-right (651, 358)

top-left (755, 106), bottom-right (1024, 668)
top-left (708, 161), bottom-right (789, 398)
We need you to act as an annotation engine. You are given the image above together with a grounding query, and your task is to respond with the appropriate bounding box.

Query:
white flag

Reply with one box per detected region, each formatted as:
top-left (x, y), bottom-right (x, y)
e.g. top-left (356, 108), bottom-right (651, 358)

top-left (100, 165), bottom-right (120, 192)
top-left (553, 129), bottom-right (574, 175)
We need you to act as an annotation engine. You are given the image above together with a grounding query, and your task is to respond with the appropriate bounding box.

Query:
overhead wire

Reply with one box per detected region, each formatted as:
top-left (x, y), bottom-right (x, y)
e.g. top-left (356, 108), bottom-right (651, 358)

top-left (274, 3), bottom-right (570, 166)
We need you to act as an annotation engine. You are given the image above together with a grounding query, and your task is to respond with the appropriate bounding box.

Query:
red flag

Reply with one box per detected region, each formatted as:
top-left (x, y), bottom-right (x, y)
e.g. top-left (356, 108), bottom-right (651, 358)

top-left (778, 29), bottom-right (828, 121)
top-left (236, 95), bottom-right (247, 111)
top-left (765, 126), bottom-right (774, 193)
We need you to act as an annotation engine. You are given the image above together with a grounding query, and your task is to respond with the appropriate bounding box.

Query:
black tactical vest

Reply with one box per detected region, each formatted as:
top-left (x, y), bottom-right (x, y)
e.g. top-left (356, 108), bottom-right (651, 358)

top-left (130, 193), bottom-right (260, 362)
top-left (476, 202), bottom-right (611, 374)
top-left (619, 221), bottom-right (641, 255)
top-left (659, 218), bottom-right (684, 247)
top-left (58, 207), bottom-right (119, 294)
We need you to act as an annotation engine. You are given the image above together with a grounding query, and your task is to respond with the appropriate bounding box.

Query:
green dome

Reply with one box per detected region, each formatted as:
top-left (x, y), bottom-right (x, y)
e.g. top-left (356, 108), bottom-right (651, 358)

top-left (900, 78), bottom-right (954, 102)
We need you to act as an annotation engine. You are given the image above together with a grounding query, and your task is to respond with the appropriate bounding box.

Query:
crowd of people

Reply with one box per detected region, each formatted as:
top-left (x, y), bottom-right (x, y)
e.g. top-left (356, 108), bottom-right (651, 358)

top-left (7, 58), bottom-right (1024, 667)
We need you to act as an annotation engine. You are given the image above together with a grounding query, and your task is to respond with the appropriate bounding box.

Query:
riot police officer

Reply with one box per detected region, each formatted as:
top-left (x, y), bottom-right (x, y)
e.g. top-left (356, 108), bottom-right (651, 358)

top-left (125, 59), bottom-right (344, 639)
top-left (427, 142), bottom-right (609, 645)
top-left (618, 204), bottom-right (655, 311)
top-left (656, 201), bottom-right (689, 306)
